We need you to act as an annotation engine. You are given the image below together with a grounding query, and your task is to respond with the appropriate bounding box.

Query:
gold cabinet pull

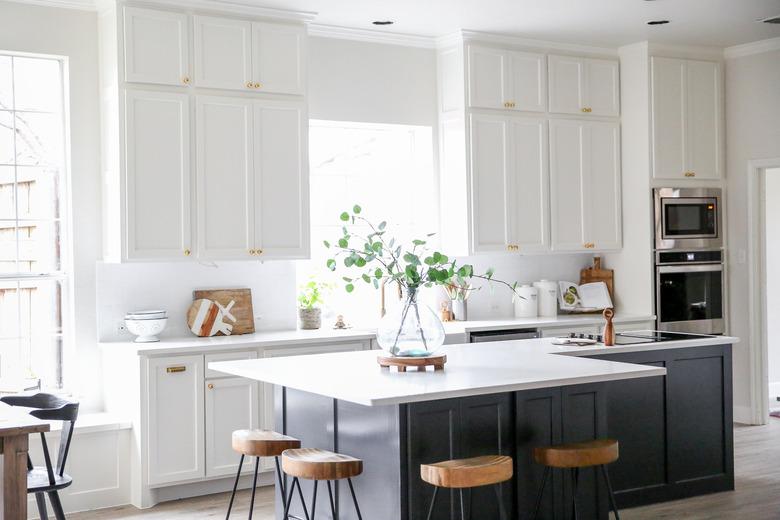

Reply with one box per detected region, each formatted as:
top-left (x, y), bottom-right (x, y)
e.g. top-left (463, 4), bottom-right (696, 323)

top-left (581, 107), bottom-right (592, 113)
top-left (166, 366), bottom-right (186, 373)
top-left (207, 383), bottom-right (214, 390)
top-left (246, 81), bottom-right (254, 89)
top-left (503, 102), bottom-right (510, 108)
top-left (684, 171), bottom-right (696, 177)
top-left (583, 242), bottom-right (595, 249)
top-left (183, 249), bottom-right (191, 256)
top-left (254, 82), bottom-right (261, 89)
top-left (182, 76), bottom-right (190, 85)
top-left (256, 249), bottom-right (263, 255)
top-left (510, 102), bottom-right (516, 108)
top-left (249, 249), bottom-right (255, 255)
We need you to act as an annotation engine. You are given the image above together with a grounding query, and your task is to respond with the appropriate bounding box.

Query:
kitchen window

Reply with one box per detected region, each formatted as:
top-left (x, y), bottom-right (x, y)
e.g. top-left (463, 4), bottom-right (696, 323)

top-left (0, 52), bottom-right (70, 390)
top-left (301, 120), bottom-right (436, 325)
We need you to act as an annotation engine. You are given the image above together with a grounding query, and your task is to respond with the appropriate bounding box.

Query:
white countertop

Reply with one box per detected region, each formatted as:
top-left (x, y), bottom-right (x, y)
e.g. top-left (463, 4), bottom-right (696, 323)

top-left (207, 334), bottom-right (736, 407)
top-left (99, 313), bottom-right (656, 355)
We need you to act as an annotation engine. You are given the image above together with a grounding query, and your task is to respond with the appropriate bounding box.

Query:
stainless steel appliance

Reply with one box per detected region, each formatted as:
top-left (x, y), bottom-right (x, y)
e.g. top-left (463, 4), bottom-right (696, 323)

top-left (469, 328), bottom-right (540, 342)
top-left (654, 187), bottom-right (722, 250)
top-left (655, 250), bottom-right (725, 334)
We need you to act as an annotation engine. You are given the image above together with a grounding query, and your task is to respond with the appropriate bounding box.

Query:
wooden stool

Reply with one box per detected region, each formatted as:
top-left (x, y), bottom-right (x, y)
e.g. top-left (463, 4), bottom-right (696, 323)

top-left (420, 455), bottom-right (513, 520)
top-left (225, 430), bottom-right (302, 520)
top-left (281, 448), bottom-right (364, 520)
top-left (531, 439), bottom-right (621, 520)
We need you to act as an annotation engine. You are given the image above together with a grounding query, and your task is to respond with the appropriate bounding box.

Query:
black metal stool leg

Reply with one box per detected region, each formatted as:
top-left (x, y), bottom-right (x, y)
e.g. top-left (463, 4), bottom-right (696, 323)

top-left (35, 492), bottom-right (49, 520)
top-left (225, 454), bottom-right (245, 519)
top-left (296, 476), bottom-right (311, 520)
top-left (531, 466), bottom-right (550, 520)
top-left (327, 480), bottom-right (337, 518)
top-left (310, 480), bottom-right (319, 520)
top-left (275, 456), bottom-right (287, 505)
top-left (425, 486), bottom-right (439, 520)
top-left (283, 477), bottom-right (298, 520)
top-left (494, 483), bottom-right (508, 520)
top-left (48, 491), bottom-right (66, 520)
top-left (347, 477), bottom-right (363, 520)
top-left (571, 467), bottom-right (580, 520)
top-left (459, 488), bottom-right (466, 520)
top-left (248, 457), bottom-right (260, 520)
top-left (600, 465), bottom-right (621, 520)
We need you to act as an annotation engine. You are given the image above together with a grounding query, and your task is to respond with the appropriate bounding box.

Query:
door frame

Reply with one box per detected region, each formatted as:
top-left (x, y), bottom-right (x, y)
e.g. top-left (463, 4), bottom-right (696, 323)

top-left (747, 157), bottom-right (780, 425)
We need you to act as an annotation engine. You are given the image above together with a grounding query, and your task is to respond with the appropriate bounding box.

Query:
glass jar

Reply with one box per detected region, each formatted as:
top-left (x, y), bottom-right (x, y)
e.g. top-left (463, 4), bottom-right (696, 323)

top-left (376, 287), bottom-right (445, 357)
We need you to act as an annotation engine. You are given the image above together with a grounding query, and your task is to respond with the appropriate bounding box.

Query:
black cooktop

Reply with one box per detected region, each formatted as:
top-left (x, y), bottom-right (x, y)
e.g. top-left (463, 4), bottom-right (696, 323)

top-left (567, 331), bottom-right (712, 345)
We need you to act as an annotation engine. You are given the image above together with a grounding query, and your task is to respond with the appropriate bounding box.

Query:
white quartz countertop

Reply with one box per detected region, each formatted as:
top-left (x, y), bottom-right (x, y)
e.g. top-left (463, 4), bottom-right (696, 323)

top-left (99, 313), bottom-right (655, 355)
top-left (207, 334), bottom-right (736, 407)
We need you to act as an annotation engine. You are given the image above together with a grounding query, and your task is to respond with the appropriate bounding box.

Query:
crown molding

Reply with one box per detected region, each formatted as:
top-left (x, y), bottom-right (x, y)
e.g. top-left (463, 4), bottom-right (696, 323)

top-left (4, 0), bottom-right (96, 10)
top-left (439, 29), bottom-right (619, 56)
top-left (647, 41), bottom-right (724, 61)
top-left (306, 24), bottom-right (436, 49)
top-left (724, 37), bottom-right (780, 59)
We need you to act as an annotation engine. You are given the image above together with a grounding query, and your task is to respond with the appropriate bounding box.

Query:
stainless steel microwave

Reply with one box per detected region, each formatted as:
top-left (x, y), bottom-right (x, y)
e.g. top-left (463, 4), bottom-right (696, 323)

top-left (654, 187), bottom-right (722, 250)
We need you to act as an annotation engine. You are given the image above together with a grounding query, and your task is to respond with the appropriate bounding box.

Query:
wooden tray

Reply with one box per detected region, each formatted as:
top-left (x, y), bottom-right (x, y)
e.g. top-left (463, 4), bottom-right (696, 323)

top-left (377, 354), bottom-right (447, 372)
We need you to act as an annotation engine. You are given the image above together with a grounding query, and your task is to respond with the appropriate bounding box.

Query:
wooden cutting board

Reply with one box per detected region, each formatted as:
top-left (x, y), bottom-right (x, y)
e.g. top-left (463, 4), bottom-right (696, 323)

top-left (188, 288), bottom-right (255, 336)
top-left (580, 257), bottom-right (614, 301)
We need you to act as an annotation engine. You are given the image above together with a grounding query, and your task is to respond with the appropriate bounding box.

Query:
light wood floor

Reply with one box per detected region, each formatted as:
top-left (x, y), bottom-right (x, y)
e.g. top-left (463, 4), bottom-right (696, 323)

top-left (72, 420), bottom-right (780, 519)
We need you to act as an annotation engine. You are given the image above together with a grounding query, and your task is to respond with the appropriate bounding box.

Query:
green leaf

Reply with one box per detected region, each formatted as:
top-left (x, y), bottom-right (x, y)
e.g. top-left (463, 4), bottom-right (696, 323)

top-left (486, 267), bottom-right (495, 278)
top-left (424, 256), bottom-right (436, 266)
top-left (338, 238), bottom-right (349, 248)
top-left (345, 283), bottom-right (355, 293)
top-left (372, 242), bottom-right (383, 253)
top-left (344, 256), bottom-right (354, 267)
top-left (326, 259), bottom-right (336, 271)
top-left (340, 212), bottom-right (350, 222)
top-left (378, 221), bottom-right (387, 230)
top-left (355, 257), bottom-right (367, 267)
top-left (412, 239), bottom-right (426, 246)
top-left (439, 254), bottom-right (449, 264)
top-left (323, 240), bottom-right (331, 248)
top-left (362, 274), bottom-right (371, 283)
top-left (375, 268), bottom-right (383, 279)
top-left (353, 204), bottom-right (361, 214)
top-left (372, 278), bottom-right (379, 289)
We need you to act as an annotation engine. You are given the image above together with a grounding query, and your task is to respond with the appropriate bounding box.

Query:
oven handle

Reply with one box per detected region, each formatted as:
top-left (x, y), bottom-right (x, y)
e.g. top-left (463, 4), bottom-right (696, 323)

top-left (657, 264), bottom-right (723, 274)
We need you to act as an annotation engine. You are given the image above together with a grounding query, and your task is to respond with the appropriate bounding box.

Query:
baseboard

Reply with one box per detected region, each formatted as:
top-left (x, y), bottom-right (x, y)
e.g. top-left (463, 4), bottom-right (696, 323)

top-left (151, 471), bottom-right (275, 506)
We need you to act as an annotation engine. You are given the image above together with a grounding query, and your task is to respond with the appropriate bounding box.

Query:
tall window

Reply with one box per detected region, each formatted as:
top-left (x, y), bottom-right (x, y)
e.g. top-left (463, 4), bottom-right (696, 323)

top-left (302, 120), bottom-right (436, 325)
top-left (0, 53), bottom-right (68, 389)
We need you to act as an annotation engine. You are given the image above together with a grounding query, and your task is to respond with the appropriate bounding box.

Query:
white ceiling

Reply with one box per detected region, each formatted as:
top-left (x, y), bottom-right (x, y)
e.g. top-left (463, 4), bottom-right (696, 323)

top-left (256, 0), bottom-right (780, 48)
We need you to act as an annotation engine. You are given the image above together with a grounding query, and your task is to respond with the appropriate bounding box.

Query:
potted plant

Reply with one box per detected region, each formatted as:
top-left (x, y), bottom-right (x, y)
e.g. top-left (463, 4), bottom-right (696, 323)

top-left (297, 279), bottom-right (329, 330)
top-left (325, 205), bottom-right (519, 357)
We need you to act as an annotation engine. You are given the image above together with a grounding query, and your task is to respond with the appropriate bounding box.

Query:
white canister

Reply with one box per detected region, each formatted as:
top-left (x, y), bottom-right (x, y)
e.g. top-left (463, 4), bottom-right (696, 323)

top-left (514, 285), bottom-right (538, 318)
top-left (533, 280), bottom-right (559, 317)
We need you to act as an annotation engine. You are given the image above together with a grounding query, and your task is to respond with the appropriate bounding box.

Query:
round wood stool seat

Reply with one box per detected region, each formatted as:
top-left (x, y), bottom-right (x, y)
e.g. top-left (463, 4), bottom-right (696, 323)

top-left (282, 448), bottom-right (363, 481)
top-left (421, 455), bottom-right (513, 489)
top-left (533, 439), bottom-right (619, 469)
top-left (231, 429), bottom-right (300, 458)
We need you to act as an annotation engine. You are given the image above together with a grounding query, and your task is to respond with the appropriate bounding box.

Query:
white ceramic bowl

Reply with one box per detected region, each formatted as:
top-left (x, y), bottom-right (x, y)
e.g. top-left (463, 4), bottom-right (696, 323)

top-left (125, 310), bottom-right (167, 320)
top-left (125, 317), bottom-right (168, 343)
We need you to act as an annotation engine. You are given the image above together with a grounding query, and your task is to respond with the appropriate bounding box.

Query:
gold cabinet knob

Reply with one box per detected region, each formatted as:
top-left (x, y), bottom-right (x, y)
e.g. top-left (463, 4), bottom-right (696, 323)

top-left (183, 249), bottom-right (191, 256)
top-left (207, 383), bottom-right (214, 390)
top-left (254, 82), bottom-right (261, 89)
top-left (684, 171), bottom-right (696, 177)
top-left (510, 102), bottom-right (516, 108)
top-left (246, 81), bottom-right (254, 89)
top-left (503, 102), bottom-right (510, 108)
top-left (256, 249), bottom-right (263, 255)
top-left (249, 249), bottom-right (255, 255)
top-left (182, 76), bottom-right (190, 85)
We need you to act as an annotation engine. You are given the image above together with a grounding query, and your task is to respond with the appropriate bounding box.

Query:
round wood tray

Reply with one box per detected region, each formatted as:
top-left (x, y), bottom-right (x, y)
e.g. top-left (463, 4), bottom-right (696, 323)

top-left (377, 354), bottom-right (447, 372)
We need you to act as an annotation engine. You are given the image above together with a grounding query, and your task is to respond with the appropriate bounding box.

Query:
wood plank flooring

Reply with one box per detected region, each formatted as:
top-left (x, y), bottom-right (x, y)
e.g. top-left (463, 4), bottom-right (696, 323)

top-left (72, 420), bottom-right (780, 519)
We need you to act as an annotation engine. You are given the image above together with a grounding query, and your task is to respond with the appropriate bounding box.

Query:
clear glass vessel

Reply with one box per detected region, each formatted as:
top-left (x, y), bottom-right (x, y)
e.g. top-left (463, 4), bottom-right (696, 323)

top-left (376, 287), bottom-right (445, 357)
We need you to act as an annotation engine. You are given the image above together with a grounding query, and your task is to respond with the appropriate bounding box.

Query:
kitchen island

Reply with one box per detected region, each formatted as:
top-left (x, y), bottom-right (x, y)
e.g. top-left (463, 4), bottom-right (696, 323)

top-left (210, 334), bottom-right (737, 519)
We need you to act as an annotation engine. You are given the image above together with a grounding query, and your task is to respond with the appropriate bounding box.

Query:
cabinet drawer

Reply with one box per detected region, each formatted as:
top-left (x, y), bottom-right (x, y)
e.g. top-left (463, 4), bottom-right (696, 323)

top-left (205, 350), bottom-right (258, 378)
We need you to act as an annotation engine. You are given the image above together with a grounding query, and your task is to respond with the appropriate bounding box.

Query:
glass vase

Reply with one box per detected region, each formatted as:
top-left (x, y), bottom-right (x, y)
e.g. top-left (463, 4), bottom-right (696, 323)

top-left (376, 287), bottom-right (445, 357)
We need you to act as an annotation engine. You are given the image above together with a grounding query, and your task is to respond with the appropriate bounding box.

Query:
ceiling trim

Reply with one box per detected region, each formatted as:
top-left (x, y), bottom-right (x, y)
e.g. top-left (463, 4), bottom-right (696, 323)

top-left (4, 0), bottom-right (96, 10)
top-left (724, 37), bottom-right (780, 59)
top-left (307, 24), bottom-right (437, 48)
top-left (439, 30), bottom-right (619, 56)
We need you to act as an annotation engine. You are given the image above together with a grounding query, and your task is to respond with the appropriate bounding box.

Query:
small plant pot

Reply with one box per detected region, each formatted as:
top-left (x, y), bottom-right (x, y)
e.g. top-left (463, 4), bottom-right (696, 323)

top-left (299, 307), bottom-right (322, 330)
top-left (451, 300), bottom-right (468, 321)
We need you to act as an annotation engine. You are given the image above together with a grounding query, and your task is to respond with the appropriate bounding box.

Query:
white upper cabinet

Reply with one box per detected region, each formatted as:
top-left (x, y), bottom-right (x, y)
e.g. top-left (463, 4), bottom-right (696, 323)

top-left (252, 23), bottom-right (305, 95)
top-left (467, 45), bottom-right (545, 112)
top-left (193, 16), bottom-right (253, 91)
top-left (548, 55), bottom-right (619, 116)
top-left (124, 90), bottom-right (191, 259)
top-left (549, 119), bottom-right (621, 252)
top-left (468, 114), bottom-right (548, 253)
top-left (123, 7), bottom-right (190, 86)
top-left (195, 96), bottom-right (254, 259)
top-left (253, 101), bottom-right (309, 258)
top-left (651, 57), bottom-right (721, 180)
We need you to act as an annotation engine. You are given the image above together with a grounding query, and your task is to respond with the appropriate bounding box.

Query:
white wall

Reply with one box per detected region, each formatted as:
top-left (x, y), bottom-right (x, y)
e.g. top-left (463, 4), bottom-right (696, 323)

top-left (0, 1), bottom-right (103, 407)
top-left (725, 48), bottom-right (780, 421)
top-left (765, 168), bottom-right (780, 398)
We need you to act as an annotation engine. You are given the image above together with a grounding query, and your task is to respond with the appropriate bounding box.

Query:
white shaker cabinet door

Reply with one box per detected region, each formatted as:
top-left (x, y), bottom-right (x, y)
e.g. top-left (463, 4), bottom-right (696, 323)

top-left (193, 16), bottom-right (253, 91)
top-left (123, 7), bottom-right (189, 86)
top-left (510, 51), bottom-right (546, 112)
top-left (253, 101), bottom-right (309, 259)
top-left (651, 57), bottom-right (687, 179)
top-left (584, 121), bottom-right (621, 250)
top-left (548, 55), bottom-right (585, 115)
top-left (196, 96), bottom-right (254, 259)
top-left (467, 45), bottom-right (510, 110)
top-left (509, 117), bottom-right (549, 251)
top-left (146, 355), bottom-right (204, 486)
top-left (469, 113), bottom-right (512, 253)
top-left (584, 58), bottom-right (619, 117)
top-left (124, 90), bottom-right (191, 259)
top-left (252, 22), bottom-right (305, 95)
top-left (685, 59), bottom-right (721, 179)
top-left (205, 377), bottom-right (260, 477)
top-left (549, 119), bottom-right (587, 251)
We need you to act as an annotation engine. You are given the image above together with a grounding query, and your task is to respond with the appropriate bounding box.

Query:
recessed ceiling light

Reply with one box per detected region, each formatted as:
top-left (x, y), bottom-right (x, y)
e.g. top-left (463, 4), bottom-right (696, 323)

top-left (647, 20), bottom-right (670, 25)
top-left (372, 20), bottom-right (394, 26)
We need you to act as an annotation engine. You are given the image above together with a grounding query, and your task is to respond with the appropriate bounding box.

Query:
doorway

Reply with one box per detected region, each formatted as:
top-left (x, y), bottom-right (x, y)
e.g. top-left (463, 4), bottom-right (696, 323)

top-left (765, 168), bottom-right (780, 414)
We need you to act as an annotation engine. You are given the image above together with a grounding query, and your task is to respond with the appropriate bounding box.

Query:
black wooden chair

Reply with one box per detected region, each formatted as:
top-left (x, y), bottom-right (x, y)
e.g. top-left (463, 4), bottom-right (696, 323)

top-left (0, 393), bottom-right (79, 520)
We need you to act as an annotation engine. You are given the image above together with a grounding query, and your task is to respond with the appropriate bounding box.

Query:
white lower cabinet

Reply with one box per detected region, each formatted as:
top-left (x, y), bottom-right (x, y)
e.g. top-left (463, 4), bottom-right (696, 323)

top-left (146, 355), bottom-right (205, 486)
top-left (205, 377), bottom-right (260, 477)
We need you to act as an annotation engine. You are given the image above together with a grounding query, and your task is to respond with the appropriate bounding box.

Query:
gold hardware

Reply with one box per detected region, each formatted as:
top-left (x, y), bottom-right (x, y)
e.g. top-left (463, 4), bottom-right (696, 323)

top-left (166, 366), bottom-right (186, 373)
top-left (510, 102), bottom-right (516, 108)
top-left (183, 249), bottom-right (191, 256)
top-left (581, 107), bottom-right (592, 113)
top-left (583, 242), bottom-right (595, 249)
top-left (246, 81), bottom-right (254, 88)
top-left (256, 249), bottom-right (263, 255)
top-left (504, 102), bottom-right (510, 108)
top-left (254, 82), bottom-right (261, 89)
top-left (249, 249), bottom-right (256, 255)
top-left (684, 171), bottom-right (696, 177)
top-left (182, 76), bottom-right (190, 85)
top-left (207, 383), bottom-right (214, 390)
